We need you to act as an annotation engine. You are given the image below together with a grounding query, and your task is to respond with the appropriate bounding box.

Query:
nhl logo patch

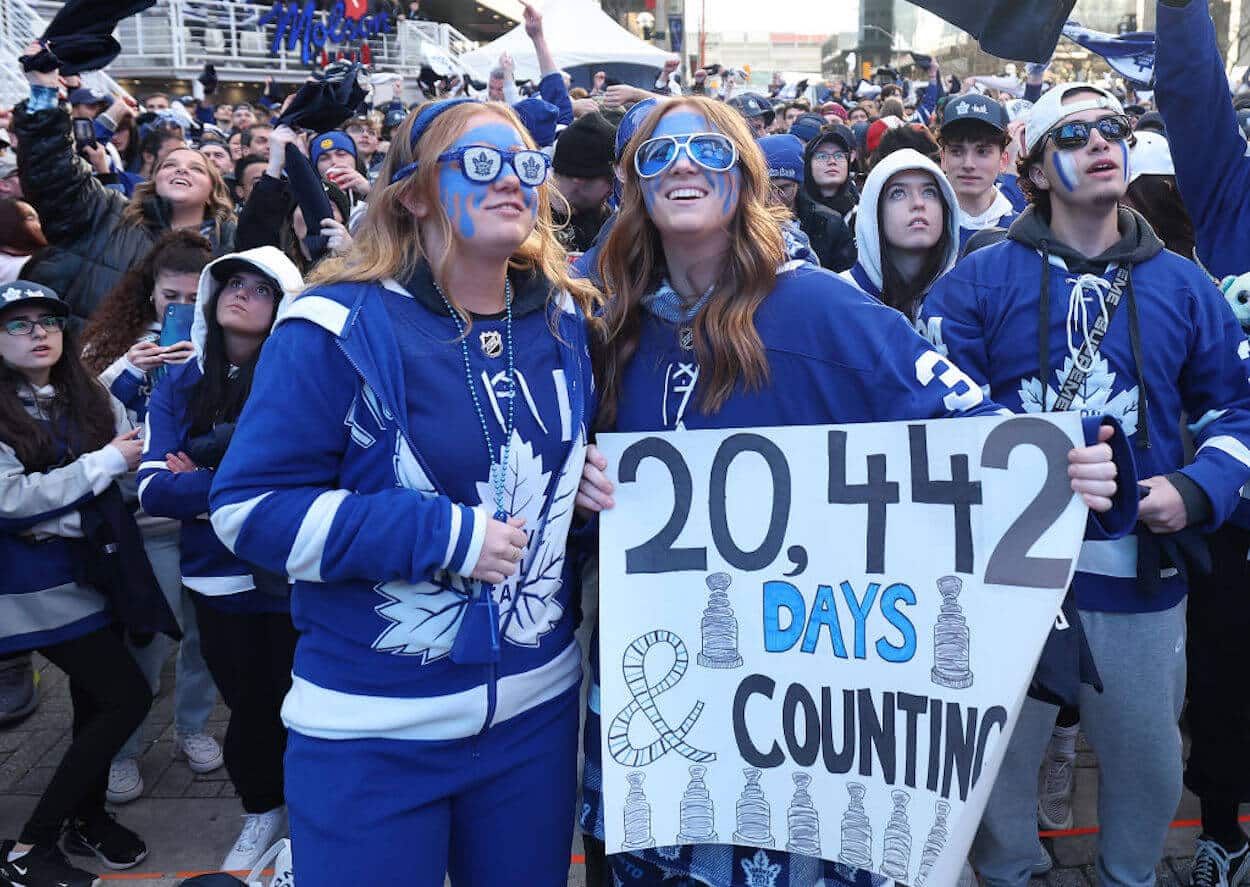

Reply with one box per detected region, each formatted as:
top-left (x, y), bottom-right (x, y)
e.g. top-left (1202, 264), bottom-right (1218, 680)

top-left (479, 330), bottom-right (504, 358)
top-left (678, 326), bottom-right (695, 351)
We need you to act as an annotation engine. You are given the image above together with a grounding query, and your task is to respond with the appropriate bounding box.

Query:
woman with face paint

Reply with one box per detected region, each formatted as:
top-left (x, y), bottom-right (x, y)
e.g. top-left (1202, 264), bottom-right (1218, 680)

top-left (574, 96), bottom-right (1129, 887)
top-left (842, 148), bottom-right (961, 324)
top-left (207, 100), bottom-right (601, 887)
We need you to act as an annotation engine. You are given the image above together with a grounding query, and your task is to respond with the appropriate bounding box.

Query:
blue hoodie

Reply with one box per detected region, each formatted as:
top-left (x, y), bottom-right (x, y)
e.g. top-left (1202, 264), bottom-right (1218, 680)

top-left (1155, 0), bottom-right (1250, 279)
top-left (208, 264), bottom-right (594, 742)
top-left (921, 207), bottom-right (1250, 613)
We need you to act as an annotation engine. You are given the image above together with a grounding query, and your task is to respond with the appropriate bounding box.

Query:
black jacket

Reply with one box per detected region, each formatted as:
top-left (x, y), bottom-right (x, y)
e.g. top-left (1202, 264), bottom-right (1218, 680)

top-left (14, 103), bottom-right (235, 331)
top-left (795, 189), bottom-right (857, 273)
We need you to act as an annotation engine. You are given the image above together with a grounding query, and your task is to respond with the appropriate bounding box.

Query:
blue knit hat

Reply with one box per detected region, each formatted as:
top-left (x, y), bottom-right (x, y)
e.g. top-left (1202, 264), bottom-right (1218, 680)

top-left (759, 134), bottom-right (804, 185)
top-left (310, 130), bottom-right (356, 169)
top-left (513, 97), bottom-right (559, 148)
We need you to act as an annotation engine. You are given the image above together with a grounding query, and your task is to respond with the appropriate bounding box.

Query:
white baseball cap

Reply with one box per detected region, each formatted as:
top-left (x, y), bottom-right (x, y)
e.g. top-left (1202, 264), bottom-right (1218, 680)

top-left (1129, 131), bottom-right (1174, 184)
top-left (1023, 83), bottom-right (1125, 156)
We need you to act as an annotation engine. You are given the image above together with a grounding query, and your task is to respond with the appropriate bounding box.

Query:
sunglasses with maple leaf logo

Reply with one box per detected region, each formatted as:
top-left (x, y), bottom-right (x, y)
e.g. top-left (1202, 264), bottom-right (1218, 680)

top-left (437, 145), bottom-right (551, 187)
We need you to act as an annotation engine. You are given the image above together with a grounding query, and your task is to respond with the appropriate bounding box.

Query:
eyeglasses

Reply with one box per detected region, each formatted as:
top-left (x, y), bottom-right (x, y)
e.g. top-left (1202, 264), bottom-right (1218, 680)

top-left (4, 315), bottom-right (66, 336)
top-left (438, 146), bottom-right (551, 187)
top-left (1045, 115), bottom-right (1133, 151)
top-left (633, 132), bottom-right (738, 179)
top-left (812, 150), bottom-right (848, 163)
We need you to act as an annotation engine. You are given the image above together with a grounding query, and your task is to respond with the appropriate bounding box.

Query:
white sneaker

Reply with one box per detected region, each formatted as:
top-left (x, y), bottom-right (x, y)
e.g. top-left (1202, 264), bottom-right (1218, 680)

top-left (106, 758), bottom-right (144, 805)
top-left (222, 807), bottom-right (285, 873)
top-left (176, 732), bottom-right (224, 774)
top-left (1037, 753), bottom-right (1075, 831)
top-left (247, 836), bottom-right (294, 887)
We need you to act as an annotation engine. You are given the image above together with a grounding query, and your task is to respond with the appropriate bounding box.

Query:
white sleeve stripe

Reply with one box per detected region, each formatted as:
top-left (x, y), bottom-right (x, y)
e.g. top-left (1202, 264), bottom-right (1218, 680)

top-left (442, 501), bottom-right (463, 568)
top-left (210, 492), bottom-right (274, 552)
top-left (453, 505), bottom-right (488, 577)
top-left (285, 489), bottom-right (351, 583)
top-left (1198, 435), bottom-right (1250, 470)
top-left (137, 474), bottom-right (157, 501)
top-left (138, 461), bottom-right (167, 472)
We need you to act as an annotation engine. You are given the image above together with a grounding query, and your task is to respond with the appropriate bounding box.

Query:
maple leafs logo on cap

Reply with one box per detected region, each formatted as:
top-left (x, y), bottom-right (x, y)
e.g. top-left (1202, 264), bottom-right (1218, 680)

top-left (1, 287), bottom-right (22, 303)
top-left (471, 150), bottom-right (495, 178)
top-left (521, 155), bottom-right (542, 181)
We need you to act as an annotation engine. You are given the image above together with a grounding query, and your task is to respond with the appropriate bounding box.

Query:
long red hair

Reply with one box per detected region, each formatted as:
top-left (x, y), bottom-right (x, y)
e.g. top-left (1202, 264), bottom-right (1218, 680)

top-left (594, 96), bottom-right (788, 430)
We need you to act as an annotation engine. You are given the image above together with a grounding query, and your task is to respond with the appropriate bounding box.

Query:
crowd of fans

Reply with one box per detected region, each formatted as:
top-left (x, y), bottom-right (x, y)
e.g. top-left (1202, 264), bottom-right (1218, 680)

top-left (4, 0), bottom-right (1250, 886)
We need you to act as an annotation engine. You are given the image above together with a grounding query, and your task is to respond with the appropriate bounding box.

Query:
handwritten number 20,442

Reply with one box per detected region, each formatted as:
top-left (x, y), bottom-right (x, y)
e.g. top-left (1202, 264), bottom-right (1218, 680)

top-left (616, 417), bottom-right (1074, 588)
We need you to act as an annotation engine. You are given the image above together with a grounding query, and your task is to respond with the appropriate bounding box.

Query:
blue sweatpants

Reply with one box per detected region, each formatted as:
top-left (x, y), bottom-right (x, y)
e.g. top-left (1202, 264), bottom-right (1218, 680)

top-left (285, 686), bottom-right (579, 887)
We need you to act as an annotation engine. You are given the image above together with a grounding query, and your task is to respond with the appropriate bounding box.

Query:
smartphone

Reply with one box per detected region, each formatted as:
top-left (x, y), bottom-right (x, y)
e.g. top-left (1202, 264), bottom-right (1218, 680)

top-left (71, 116), bottom-right (96, 151)
top-left (153, 303), bottom-right (195, 385)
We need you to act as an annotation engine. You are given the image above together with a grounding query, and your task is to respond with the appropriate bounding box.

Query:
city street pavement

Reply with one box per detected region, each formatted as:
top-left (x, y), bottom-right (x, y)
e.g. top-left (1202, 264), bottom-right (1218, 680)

top-left (0, 653), bottom-right (1204, 886)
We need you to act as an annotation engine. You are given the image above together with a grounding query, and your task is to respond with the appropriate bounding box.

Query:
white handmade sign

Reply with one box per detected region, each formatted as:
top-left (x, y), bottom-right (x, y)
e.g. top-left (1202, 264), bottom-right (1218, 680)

top-left (598, 414), bottom-right (1089, 886)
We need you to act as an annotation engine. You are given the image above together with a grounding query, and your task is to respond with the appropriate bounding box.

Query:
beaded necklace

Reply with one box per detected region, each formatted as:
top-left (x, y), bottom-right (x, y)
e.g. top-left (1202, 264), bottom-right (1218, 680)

top-left (432, 274), bottom-right (515, 666)
top-left (432, 275), bottom-right (516, 520)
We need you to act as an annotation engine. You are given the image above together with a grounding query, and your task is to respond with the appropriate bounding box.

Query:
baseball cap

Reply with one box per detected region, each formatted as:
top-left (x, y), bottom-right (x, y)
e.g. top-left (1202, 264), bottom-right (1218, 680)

top-left (68, 86), bottom-right (109, 107)
top-left (1024, 83), bottom-right (1125, 155)
top-left (310, 131), bottom-right (357, 168)
top-left (728, 93), bottom-right (775, 126)
top-left (759, 134), bottom-right (804, 185)
top-left (1128, 131), bottom-right (1174, 184)
top-left (1135, 111), bottom-right (1166, 135)
top-left (0, 280), bottom-right (70, 318)
top-left (941, 95), bottom-right (1009, 136)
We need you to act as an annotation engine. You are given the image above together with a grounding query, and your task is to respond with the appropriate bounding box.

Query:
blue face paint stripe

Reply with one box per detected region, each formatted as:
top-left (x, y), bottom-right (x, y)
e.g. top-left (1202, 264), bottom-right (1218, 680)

top-left (1054, 152), bottom-right (1077, 193)
top-left (1119, 139), bottom-right (1129, 183)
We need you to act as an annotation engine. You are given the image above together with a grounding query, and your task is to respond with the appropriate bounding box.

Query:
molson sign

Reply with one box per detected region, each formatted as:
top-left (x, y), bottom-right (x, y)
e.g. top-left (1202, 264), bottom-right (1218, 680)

top-left (258, 0), bottom-right (394, 65)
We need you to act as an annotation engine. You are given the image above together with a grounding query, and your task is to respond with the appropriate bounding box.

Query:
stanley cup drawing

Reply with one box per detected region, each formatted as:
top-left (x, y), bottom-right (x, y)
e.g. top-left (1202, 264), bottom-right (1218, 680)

top-left (622, 772), bottom-right (656, 849)
top-left (733, 768), bottom-right (774, 847)
top-left (697, 573), bottom-right (744, 668)
top-left (880, 790), bottom-right (913, 881)
top-left (676, 765), bottom-right (717, 843)
top-left (838, 782), bottom-right (873, 869)
top-left (915, 799), bottom-right (952, 887)
top-left (785, 772), bottom-right (821, 856)
top-left (931, 575), bottom-right (974, 689)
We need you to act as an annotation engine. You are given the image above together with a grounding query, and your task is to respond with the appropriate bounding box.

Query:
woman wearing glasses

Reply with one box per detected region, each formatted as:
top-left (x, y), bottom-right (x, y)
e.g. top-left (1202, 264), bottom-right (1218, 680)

top-left (574, 96), bottom-right (1126, 887)
top-left (207, 100), bottom-right (600, 886)
top-left (0, 282), bottom-right (154, 885)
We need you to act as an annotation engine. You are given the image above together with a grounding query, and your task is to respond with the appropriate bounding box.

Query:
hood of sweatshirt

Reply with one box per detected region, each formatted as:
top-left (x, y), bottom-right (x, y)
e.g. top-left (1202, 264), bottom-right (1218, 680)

top-left (854, 148), bottom-right (961, 292)
top-left (191, 246), bottom-right (304, 369)
top-left (1006, 205), bottom-right (1164, 272)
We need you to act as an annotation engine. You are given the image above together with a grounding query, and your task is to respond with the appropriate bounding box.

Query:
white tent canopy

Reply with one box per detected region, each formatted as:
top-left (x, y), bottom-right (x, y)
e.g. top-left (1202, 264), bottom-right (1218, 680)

top-left (458, 0), bottom-right (675, 82)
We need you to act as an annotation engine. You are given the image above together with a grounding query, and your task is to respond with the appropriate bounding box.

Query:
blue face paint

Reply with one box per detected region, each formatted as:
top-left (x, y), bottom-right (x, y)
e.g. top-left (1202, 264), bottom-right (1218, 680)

top-left (641, 110), bottom-right (742, 221)
top-left (1053, 151), bottom-right (1078, 193)
top-left (437, 121), bottom-right (538, 240)
top-left (1119, 139), bottom-right (1129, 183)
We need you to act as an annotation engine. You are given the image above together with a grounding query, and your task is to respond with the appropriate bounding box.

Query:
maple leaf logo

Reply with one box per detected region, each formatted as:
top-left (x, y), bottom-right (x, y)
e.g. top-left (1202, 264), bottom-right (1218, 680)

top-left (476, 429), bottom-right (585, 647)
top-left (741, 849), bottom-right (781, 887)
top-left (521, 155), bottom-right (542, 182)
top-left (470, 150), bottom-right (496, 178)
top-left (1016, 354), bottom-right (1140, 436)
